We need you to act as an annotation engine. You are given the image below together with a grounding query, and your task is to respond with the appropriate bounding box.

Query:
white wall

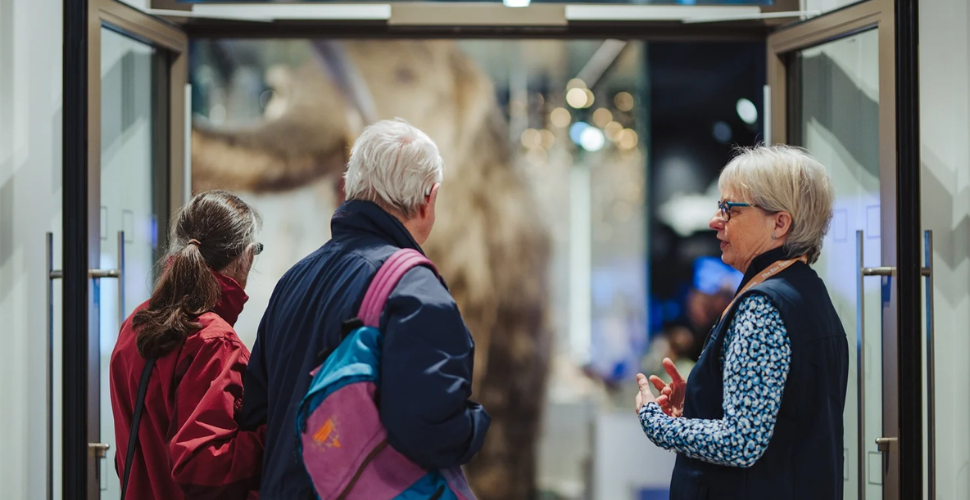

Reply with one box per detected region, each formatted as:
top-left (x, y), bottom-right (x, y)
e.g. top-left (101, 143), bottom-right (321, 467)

top-left (0, 0), bottom-right (63, 499)
top-left (804, 0), bottom-right (862, 16)
top-left (920, 0), bottom-right (970, 498)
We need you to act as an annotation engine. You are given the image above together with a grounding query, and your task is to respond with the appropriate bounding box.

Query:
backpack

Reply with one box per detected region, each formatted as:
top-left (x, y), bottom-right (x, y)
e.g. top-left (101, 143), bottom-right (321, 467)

top-left (296, 248), bottom-right (477, 500)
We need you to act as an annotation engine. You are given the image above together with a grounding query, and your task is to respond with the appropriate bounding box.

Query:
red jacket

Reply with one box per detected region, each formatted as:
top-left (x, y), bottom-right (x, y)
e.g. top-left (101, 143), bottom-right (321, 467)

top-left (110, 272), bottom-right (264, 499)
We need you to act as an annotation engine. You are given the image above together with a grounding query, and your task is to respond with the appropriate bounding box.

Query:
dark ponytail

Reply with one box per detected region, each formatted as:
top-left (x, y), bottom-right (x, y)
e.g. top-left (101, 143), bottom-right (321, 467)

top-left (133, 190), bottom-right (261, 359)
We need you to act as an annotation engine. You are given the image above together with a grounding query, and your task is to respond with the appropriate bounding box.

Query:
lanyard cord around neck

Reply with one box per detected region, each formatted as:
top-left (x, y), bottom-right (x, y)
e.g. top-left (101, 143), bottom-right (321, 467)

top-left (718, 255), bottom-right (808, 323)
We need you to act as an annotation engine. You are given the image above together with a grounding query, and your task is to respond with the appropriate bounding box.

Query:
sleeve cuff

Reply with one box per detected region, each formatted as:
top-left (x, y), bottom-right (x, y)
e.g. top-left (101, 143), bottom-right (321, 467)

top-left (639, 402), bottom-right (665, 427)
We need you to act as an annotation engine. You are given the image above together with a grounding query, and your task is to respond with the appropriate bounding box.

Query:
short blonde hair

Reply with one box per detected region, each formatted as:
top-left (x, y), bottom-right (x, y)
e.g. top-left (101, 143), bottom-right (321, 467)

top-left (344, 118), bottom-right (444, 218)
top-left (718, 145), bottom-right (834, 264)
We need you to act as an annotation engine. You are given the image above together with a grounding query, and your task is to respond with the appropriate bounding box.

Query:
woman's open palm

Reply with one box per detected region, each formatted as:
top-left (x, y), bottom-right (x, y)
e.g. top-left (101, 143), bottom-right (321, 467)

top-left (649, 358), bottom-right (687, 417)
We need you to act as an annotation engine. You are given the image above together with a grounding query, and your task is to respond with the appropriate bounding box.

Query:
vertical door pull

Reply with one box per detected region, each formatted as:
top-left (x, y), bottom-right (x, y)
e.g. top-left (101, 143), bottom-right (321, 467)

top-left (923, 230), bottom-right (936, 500)
top-left (855, 230), bottom-right (866, 500)
top-left (49, 231), bottom-right (127, 498)
top-left (117, 230), bottom-right (126, 326)
top-left (856, 231), bottom-right (908, 497)
top-left (45, 233), bottom-right (58, 500)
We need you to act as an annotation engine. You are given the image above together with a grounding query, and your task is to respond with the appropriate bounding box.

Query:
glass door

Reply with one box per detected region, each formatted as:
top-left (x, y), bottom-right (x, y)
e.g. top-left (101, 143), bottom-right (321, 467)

top-left (62, 1), bottom-right (187, 498)
top-left (767, 0), bottom-right (923, 498)
top-left (89, 15), bottom-right (187, 500)
top-left (792, 29), bottom-right (884, 500)
top-left (95, 27), bottom-right (169, 499)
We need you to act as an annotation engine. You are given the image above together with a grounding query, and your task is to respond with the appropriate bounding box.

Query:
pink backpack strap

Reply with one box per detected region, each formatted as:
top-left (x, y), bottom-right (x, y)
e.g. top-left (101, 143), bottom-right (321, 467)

top-left (358, 249), bottom-right (438, 328)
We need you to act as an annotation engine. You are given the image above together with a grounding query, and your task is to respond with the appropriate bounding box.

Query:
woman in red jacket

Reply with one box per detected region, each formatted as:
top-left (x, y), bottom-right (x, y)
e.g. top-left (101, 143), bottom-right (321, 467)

top-left (110, 190), bottom-right (265, 499)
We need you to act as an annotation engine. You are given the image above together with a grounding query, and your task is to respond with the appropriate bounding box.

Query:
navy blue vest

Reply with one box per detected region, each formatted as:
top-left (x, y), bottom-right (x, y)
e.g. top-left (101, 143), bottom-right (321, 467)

top-left (670, 248), bottom-right (849, 500)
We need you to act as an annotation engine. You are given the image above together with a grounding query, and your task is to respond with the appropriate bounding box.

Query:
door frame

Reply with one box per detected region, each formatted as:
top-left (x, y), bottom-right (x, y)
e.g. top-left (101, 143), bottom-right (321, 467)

top-left (766, 0), bottom-right (922, 499)
top-left (155, 0), bottom-right (800, 38)
top-left (60, 0), bottom-right (921, 498)
top-left (63, 0), bottom-right (187, 498)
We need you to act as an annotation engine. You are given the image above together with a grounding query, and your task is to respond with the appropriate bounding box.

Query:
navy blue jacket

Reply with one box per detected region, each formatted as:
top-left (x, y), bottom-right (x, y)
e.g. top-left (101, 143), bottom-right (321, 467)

top-left (240, 200), bottom-right (491, 499)
top-left (671, 247), bottom-right (849, 500)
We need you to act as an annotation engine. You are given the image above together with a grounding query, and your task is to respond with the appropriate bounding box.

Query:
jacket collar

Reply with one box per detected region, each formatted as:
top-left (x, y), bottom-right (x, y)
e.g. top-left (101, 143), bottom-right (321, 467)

top-left (162, 257), bottom-right (249, 326)
top-left (330, 200), bottom-right (426, 254)
top-left (736, 246), bottom-right (795, 295)
top-left (212, 272), bottom-right (248, 327)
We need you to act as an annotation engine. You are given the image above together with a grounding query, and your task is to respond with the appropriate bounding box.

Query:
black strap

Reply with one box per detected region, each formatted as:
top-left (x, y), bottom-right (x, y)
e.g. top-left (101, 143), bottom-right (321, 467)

top-left (313, 318), bottom-right (366, 366)
top-left (121, 357), bottom-right (155, 500)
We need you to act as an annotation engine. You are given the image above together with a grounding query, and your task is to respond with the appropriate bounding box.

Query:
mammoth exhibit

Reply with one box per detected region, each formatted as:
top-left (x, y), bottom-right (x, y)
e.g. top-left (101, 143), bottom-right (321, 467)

top-left (190, 39), bottom-right (554, 500)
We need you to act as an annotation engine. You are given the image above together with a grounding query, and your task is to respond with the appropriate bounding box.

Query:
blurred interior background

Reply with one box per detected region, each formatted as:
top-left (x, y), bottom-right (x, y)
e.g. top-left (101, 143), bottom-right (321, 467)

top-left (187, 37), bottom-right (762, 499)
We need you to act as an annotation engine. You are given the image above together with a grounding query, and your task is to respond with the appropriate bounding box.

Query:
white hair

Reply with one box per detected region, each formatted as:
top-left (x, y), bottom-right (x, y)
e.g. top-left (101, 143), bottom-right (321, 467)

top-left (344, 118), bottom-right (444, 218)
top-left (718, 144), bottom-right (835, 264)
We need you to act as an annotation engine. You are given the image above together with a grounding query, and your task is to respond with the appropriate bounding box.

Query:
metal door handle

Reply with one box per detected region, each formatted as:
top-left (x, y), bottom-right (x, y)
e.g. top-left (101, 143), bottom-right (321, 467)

top-left (855, 231), bottom-right (866, 500)
top-left (856, 233), bottom-right (931, 500)
top-left (48, 231), bottom-right (127, 500)
top-left (89, 442), bottom-right (111, 492)
top-left (855, 233), bottom-right (929, 498)
top-left (45, 233), bottom-right (56, 500)
top-left (117, 231), bottom-right (126, 326)
top-left (862, 266), bottom-right (894, 276)
top-left (923, 230), bottom-right (936, 500)
top-left (89, 269), bottom-right (120, 278)
top-left (85, 231), bottom-right (125, 326)
top-left (47, 236), bottom-right (125, 280)
top-left (45, 236), bottom-right (122, 497)
top-left (875, 437), bottom-right (897, 452)
top-left (862, 266), bottom-right (930, 277)
top-left (88, 442), bottom-right (110, 458)
top-left (857, 233), bottom-right (934, 494)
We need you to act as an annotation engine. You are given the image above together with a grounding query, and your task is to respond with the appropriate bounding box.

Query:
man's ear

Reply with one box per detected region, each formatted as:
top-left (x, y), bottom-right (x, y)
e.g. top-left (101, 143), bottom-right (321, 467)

top-left (420, 183), bottom-right (440, 219)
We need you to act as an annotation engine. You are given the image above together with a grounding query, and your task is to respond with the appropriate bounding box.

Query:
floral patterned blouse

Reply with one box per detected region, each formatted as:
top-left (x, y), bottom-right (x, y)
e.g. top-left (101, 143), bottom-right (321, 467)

top-left (638, 293), bottom-right (792, 468)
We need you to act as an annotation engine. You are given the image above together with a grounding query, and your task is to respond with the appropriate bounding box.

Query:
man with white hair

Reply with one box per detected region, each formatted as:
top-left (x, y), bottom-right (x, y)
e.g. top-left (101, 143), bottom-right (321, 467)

top-left (240, 119), bottom-right (491, 499)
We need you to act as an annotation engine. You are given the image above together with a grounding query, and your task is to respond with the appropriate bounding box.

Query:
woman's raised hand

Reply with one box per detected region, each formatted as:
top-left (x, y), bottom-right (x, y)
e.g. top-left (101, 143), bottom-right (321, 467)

top-left (635, 373), bottom-right (657, 414)
top-left (649, 357), bottom-right (687, 417)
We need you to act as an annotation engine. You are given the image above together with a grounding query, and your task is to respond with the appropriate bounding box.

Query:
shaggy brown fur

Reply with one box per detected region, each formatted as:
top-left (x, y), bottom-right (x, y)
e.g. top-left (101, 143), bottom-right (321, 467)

top-left (191, 40), bottom-right (552, 500)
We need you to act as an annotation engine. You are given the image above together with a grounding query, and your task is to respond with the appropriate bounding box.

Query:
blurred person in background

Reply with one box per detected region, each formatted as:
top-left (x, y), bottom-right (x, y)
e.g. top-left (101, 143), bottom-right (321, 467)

top-left (635, 145), bottom-right (849, 500)
top-left (110, 190), bottom-right (266, 499)
top-left (642, 257), bottom-right (739, 381)
top-left (680, 257), bottom-right (739, 360)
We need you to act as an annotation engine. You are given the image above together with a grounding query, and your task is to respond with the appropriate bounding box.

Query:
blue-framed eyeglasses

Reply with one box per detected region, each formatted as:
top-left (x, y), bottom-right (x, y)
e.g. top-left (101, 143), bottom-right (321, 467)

top-left (717, 200), bottom-right (751, 221)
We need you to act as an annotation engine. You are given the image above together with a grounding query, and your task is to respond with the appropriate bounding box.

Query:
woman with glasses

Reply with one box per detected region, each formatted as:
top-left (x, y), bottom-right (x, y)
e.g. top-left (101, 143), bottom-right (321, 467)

top-left (110, 190), bottom-right (266, 500)
top-left (635, 145), bottom-right (849, 500)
